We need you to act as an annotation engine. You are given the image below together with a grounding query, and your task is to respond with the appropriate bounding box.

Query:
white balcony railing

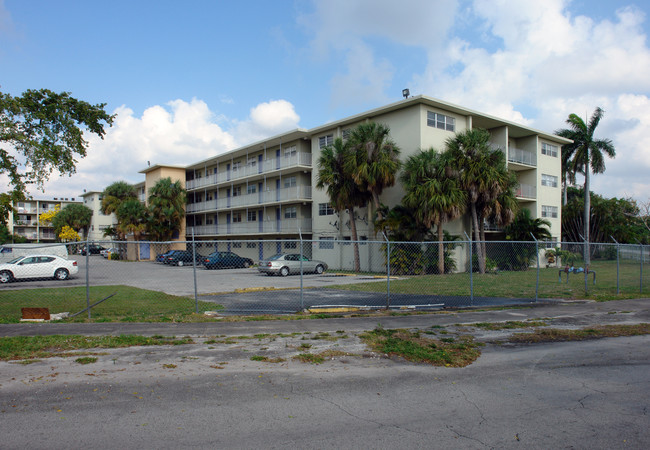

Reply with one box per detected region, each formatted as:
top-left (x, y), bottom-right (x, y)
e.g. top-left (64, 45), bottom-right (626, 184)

top-left (187, 186), bottom-right (312, 213)
top-left (508, 147), bottom-right (536, 166)
top-left (186, 152), bottom-right (312, 190)
top-left (516, 183), bottom-right (536, 199)
top-left (187, 218), bottom-right (312, 236)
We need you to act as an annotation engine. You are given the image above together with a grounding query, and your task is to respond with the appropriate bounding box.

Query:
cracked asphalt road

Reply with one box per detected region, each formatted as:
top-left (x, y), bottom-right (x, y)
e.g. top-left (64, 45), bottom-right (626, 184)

top-left (1, 299), bottom-right (649, 449)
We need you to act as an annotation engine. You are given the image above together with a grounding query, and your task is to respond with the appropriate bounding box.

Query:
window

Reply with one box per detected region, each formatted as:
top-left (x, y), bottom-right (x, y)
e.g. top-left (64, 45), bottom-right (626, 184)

top-left (542, 205), bottom-right (558, 218)
top-left (247, 185), bottom-right (257, 195)
top-left (247, 242), bottom-right (257, 248)
top-left (284, 206), bottom-right (297, 219)
top-left (247, 211), bottom-right (257, 222)
top-left (319, 237), bottom-right (335, 249)
top-left (319, 203), bottom-right (334, 216)
top-left (232, 186), bottom-right (241, 197)
top-left (545, 237), bottom-right (558, 249)
top-left (247, 158), bottom-right (257, 168)
top-left (284, 176), bottom-right (296, 188)
top-left (233, 242), bottom-right (242, 248)
top-left (427, 111), bottom-right (455, 132)
top-left (342, 128), bottom-right (351, 140)
top-left (541, 143), bottom-right (558, 157)
top-left (541, 174), bottom-right (558, 187)
top-left (232, 161), bottom-right (242, 171)
top-left (319, 134), bottom-right (334, 148)
top-left (284, 146), bottom-right (297, 158)
top-left (284, 240), bottom-right (297, 249)
top-left (232, 212), bottom-right (242, 223)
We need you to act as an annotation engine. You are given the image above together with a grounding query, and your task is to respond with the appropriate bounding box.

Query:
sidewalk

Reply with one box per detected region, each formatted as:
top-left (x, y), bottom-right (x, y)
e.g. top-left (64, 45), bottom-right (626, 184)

top-left (1, 298), bottom-right (648, 337)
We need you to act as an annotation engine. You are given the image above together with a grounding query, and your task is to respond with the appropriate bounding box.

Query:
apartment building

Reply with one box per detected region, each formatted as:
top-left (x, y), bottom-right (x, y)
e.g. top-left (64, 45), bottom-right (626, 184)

top-left (140, 95), bottom-right (570, 265)
top-left (80, 191), bottom-right (117, 241)
top-left (8, 197), bottom-right (81, 242)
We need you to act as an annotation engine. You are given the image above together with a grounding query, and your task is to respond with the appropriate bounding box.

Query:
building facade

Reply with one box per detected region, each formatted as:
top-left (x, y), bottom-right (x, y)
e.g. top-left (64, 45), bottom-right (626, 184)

top-left (80, 191), bottom-right (118, 241)
top-left (8, 197), bottom-right (81, 242)
top-left (141, 95), bottom-right (570, 266)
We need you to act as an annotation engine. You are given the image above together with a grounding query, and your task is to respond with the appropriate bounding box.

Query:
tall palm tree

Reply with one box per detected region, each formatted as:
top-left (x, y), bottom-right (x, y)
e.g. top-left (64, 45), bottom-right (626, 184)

top-left (316, 137), bottom-right (371, 272)
top-left (116, 198), bottom-right (147, 241)
top-left (346, 122), bottom-right (401, 224)
top-left (556, 107), bottom-right (616, 264)
top-left (148, 177), bottom-right (186, 241)
top-left (101, 181), bottom-right (137, 216)
top-left (445, 128), bottom-right (512, 273)
top-left (401, 148), bottom-right (466, 274)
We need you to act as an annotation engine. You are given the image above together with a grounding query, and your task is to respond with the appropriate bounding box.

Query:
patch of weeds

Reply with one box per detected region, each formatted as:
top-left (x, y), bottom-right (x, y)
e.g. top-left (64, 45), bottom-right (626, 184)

top-left (205, 339), bottom-right (217, 344)
top-left (75, 357), bottom-right (98, 365)
top-left (359, 327), bottom-right (481, 367)
top-left (505, 323), bottom-right (650, 344)
top-left (250, 355), bottom-right (266, 361)
top-left (11, 359), bottom-right (42, 365)
top-left (299, 343), bottom-right (312, 349)
top-left (293, 353), bottom-right (325, 364)
top-left (250, 355), bottom-right (285, 363)
top-left (162, 364), bottom-right (177, 369)
top-left (253, 334), bottom-right (271, 340)
top-left (440, 337), bottom-right (455, 343)
top-left (318, 350), bottom-right (355, 359)
top-left (336, 330), bottom-right (345, 334)
top-left (470, 320), bottom-right (548, 330)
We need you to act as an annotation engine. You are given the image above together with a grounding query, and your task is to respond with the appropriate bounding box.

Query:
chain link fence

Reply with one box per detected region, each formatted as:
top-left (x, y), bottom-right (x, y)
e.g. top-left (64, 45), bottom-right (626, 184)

top-left (0, 238), bottom-right (647, 321)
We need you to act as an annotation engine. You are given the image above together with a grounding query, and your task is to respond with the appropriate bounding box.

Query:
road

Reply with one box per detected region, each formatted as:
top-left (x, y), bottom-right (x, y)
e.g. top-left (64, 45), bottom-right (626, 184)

top-left (1, 299), bottom-right (649, 448)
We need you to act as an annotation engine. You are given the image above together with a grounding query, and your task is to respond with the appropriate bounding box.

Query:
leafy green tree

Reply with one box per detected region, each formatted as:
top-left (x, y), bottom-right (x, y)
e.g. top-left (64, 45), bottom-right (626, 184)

top-left (147, 177), bottom-right (187, 241)
top-left (51, 203), bottom-right (93, 239)
top-left (0, 89), bottom-right (114, 222)
top-left (101, 181), bottom-right (137, 216)
top-left (346, 122), bottom-right (401, 223)
top-left (116, 198), bottom-right (147, 241)
top-left (505, 208), bottom-right (552, 242)
top-left (556, 107), bottom-right (616, 264)
top-left (401, 148), bottom-right (466, 274)
top-left (0, 223), bottom-right (27, 244)
top-left (317, 138), bottom-right (371, 272)
top-left (445, 128), bottom-right (514, 273)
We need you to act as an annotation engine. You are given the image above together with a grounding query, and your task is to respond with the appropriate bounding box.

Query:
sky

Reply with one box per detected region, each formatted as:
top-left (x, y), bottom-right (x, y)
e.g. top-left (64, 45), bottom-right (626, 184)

top-left (1, 0), bottom-right (649, 205)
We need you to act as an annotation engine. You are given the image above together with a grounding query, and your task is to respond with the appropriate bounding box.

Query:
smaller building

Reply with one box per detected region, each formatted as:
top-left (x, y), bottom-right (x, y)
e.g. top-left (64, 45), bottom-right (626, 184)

top-left (80, 191), bottom-right (118, 241)
top-left (8, 197), bottom-right (81, 242)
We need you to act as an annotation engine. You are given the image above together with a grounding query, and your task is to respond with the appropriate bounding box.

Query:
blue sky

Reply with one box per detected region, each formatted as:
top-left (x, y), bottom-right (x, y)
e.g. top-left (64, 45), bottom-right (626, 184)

top-left (2, 0), bottom-right (650, 205)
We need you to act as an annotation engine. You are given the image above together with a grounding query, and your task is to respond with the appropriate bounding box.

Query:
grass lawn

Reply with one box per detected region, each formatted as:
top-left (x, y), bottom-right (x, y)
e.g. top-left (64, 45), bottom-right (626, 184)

top-left (327, 259), bottom-right (649, 301)
top-left (0, 285), bottom-right (221, 323)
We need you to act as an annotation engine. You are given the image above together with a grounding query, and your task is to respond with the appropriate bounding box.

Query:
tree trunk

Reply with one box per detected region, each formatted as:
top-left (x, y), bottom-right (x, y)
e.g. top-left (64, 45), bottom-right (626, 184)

top-left (470, 202), bottom-right (485, 273)
top-left (348, 207), bottom-right (361, 272)
top-left (584, 169), bottom-right (591, 266)
top-left (437, 223), bottom-right (445, 274)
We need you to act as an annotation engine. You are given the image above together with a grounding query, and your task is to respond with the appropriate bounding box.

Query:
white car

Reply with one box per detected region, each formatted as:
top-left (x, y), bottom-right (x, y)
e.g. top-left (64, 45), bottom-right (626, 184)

top-left (258, 253), bottom-right (328, 276)
top-left (100, 248), bottom-right (118, 259)
top-left (0, 255), bottom-right (79, 283)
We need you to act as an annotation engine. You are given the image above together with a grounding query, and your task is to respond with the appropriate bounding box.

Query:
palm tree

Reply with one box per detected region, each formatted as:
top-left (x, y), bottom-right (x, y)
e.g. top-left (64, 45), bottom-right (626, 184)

top-left (445, 128), bottom-right (512, 273)
top-left (147, 177), bottom-right (186, 241)
top-left (116, 198), bottom-right (147, 241)
top-left (346, 122), bottom-right (401, 224)
top-left (101, 181), bottom-right (137, 216)
top-left (401, 148), bottom-right (466, 274)
top-left (556, 107), bottom-right (616, 265)
top-left (316, 138), bottom-right (371, 272)
top-left (504, 208), bottom-right (552, 241)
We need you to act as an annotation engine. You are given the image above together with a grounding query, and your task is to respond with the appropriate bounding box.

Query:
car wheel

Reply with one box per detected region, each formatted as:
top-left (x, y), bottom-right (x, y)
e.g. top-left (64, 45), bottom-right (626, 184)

top-left (0, 270), bottom-right (13, 284)
top-left (243, 261), bottom-right (251, 268)
top-left (280, 266), bottom-right (289, 277)
top-left (315, 264), bottom-right (324, 274)
top-left (177, 260), bottom-right (184, 267)
top-left (54, 268), bottom-right (69, 281)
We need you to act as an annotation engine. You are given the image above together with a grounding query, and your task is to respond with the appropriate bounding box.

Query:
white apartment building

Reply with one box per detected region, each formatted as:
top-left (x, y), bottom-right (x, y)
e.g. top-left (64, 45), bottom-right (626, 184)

top-left (80, 191), bottom-right (117, 241)
top-left (8, 197), bottom-right (81, 242)
top-left (141, 95), bottom-right (570, 265)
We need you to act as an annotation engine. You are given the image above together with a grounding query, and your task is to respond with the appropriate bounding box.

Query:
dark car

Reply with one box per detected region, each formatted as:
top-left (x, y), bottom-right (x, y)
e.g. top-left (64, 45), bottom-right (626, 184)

top-left (155, 250), bottom-right (174, 263)
top-left (79, 244), bottom-right (106, 256)
top-left (165, 250), bottom-right (199, 267)
top-left (202, 251), bottom-right (253, 270)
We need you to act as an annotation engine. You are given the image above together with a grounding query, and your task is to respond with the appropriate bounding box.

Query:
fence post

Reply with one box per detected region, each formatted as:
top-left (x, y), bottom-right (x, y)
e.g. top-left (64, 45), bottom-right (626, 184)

top-left (530, 233), bottom-right (539, 303)
top-left (579, 234), bottom-right (588, 295)
top-left (638, 240), bottom-right (643, 294)
top-left (299, 228), bottom-right (304, 311)
top-left (464, 232), bottom-right (473, 306)
top-left (192, 231), bottom-right (198, 314)
top-left (611, 236), bottom-right (620, 295)
top-left (85, 235), bottom-right (91, 319)
top-left (382, 232), bottom-right (390, 309)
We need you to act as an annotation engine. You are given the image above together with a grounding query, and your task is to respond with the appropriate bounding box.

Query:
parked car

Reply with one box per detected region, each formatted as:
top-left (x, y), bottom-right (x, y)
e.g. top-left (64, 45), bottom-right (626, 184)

top-left (0, 255), bottom-right (78, 283)
top-left (155, 250), bottom-right (174, 263)
top-left (100, 248), bottom-right (119, 259)
top-left (79, 244), bottom-right (106, 256)
top-left (164, 250), bottom-right (199, 267)
top-left (202, 251), bottom-right (254, 270)
top-left (258, 253), bottom-right (327, 276)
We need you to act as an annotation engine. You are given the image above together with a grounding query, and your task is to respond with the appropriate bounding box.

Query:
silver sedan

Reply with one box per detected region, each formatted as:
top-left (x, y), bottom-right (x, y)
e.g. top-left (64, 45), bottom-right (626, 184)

top-left (258, 253), bottom-right (328, 277)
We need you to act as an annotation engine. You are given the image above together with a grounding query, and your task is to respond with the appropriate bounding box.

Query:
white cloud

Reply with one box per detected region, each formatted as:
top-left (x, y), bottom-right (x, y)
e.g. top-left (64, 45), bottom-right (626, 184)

top-left (26, 97), bottom-right (301, 199)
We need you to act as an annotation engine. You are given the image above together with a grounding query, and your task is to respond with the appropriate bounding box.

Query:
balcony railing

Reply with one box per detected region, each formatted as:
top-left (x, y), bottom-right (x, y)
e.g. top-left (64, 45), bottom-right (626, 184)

top-left (516, 183), bottom-right (536, 199)
top-left (186, 152), bottom-right (312, 190)
top-left (187, 218), bottom-right (312, 236)
top-left (187, 186), bottom-right (312, 213)
top-left (508, 147), bottom-right (536, 166)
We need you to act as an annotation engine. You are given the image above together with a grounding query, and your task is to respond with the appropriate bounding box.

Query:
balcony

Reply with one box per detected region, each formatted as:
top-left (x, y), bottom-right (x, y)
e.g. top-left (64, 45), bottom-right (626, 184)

top-left (186, 152), bottom-right (312, 190)
top-left (187, 186), bottom-right (312, 213)
top-left (187, 218), bottom-right (312, 236)
top-left (515, 183), bottom-right (536, 200)
top-left (508, 147), bottom-right (536, 168)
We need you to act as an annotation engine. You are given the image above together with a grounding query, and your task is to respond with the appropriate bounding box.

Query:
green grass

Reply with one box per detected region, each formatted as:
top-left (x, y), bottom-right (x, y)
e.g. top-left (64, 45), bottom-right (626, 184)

top-left (0, 285), bottom-right (222, 323)
top-left (327, 259), bottom-right (649, 301)
top-left (0, 334), bottom-right (194, 361)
